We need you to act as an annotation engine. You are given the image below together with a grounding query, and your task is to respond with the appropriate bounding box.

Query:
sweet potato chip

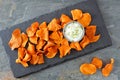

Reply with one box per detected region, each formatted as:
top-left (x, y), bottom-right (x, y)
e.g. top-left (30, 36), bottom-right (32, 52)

top-left (39, 22), bottom-right (47, 29)
top-left (26, 22), bottom-right (39, 37)
top-left (61, 38), bottom-right (69, 45)
top-left (91, 57), bottom-right (103, 69)
top-left (60, 14), bottom-right (72, 23)
top-left (86, 25), bottom-right (96, 37)
top-left (16, 59), bottom-right (28, 68)
top-left (89, 34), bottom-right (101, 43)
top-left (80, 63), bottom-right (97, 75)
top-left (37, 53), bottom-right (44, 64)
top-left (43, 40), bottom-right (55, 51)
top-left (78, 13), bottom-right (91, 27)
top-left (29, 35), bottom-right (38, 44)
top-left (18, 47), bottom-right (26, 60)
top-left (46, 46), bottom-right (58, 58)
top-left (36, 39), bottom-right (46, 51)
top-left (49, 31), bottom-right (60, 40)
top-left (27, 42), bottom-right (36, 55)
top-left (8, 28), bottom-right (22, 50)
top-left (30, 54), bottom-right (39, 65)
top-left (70, 42), bottom-right (82, 51)
top-left (21, 33), bottom-right (28, 47)
top-left (48, 18), bottom-right (61, 31)
top-left (71, 9), bottom-right (82, 20)
top-left (102, 58), bottom-right (114, 77)
top-left (59, 45), bottom-right (71, 58)
top-left (80, 36), bottom-right (90, 49)
top-left (22, 51), bottom-right (31, 62)
top-left (36, 28), bottom-right (49, 41)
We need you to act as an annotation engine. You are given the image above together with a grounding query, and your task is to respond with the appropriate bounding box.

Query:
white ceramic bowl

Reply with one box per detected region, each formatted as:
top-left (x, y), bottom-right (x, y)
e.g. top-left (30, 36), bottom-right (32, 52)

top-left (63, 21), bottom-right (85, 42)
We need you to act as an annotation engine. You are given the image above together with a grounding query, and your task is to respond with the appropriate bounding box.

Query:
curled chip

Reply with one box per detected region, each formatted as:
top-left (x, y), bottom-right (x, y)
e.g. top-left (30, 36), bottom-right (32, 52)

top-left (29, 35), bottom-right (38, 44)
top-left (16, 59), bottom-right (28, 68)
top-left (27, 42), bottom-right (36, 55)
top-left (46, 45), bottom-right (58, 58)
top-left (102, 58), bottom-right (114, 77)
top-left (30, 54), bottom-right (39, 65)
top-left (37, 53), bottom-right (44, 64)
top-left (60, 14), bottom-right (72, 23)
top-left (43, 40), bottom-right (55, 51)
top-left (8, 28), bottom-right (22, 50)
top-left (36, 28), bottom-right (49, 41)
top-left (78, 13), bottom-right (91, 27)
top-left (80, 36), bottom-right (90, 49)
top-left (59, 39), bottom-right (71, 58)
top-left (71, 9), bottom-right (82, 20)
top-left (36, 39), bottom-right (46, 51)
top-left (21, 33), bottom-right (28, 47)
top-left (86, 25), bottom-right (101, 43)
top-left (17, 47), bottom-right (26, 60)
top-left (48, 18), bottom-right (61, 31)
top-left (80, 63), bottom-right (97, 75)
top-left (26, 22), bottom-right (39, 37)
top-left (70, 42), bottom-right (82, 51)
top-left (91, 57), bottom-right (103, 69)
top-left (39, 22), bottom-right (47, 29)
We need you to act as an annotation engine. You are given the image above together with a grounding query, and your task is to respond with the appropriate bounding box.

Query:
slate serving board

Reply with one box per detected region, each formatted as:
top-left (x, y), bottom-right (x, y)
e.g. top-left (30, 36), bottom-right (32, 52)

top-left (0, 0), bottom-right (112, 78)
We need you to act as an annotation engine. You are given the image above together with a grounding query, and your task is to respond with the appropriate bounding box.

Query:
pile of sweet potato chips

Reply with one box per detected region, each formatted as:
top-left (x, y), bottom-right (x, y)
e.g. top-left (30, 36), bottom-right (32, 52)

top-left (8, 9), bottom-right (100, 67)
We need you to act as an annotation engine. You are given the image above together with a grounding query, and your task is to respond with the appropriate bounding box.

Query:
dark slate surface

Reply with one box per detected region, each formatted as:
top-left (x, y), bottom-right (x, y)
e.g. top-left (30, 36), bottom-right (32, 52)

top-left (0, 0), bottom-right (112, 78)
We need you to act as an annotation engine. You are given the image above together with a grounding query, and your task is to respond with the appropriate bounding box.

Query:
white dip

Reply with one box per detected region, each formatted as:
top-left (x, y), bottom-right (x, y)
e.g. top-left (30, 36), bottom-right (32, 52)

top-left (63, 21), bottom-right (84, 42)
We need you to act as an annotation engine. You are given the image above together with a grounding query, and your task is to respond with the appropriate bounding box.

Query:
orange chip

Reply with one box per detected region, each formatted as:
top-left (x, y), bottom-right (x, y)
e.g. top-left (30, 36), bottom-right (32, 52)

top-left (60, 14), bottom-right (72, 23)
top-left (91, 57), bottom-right (103, 69)
top-left (18, 47), bottom-right (26, 60)
top-left (59, 45), bottom-right (71, 58)
top-left (36, 39), bottom-right (46, 51)
top-left (27, 42), bottom-right (36, 55)
top-left (26, 22), bottom-right (39, 37)
top-left (80, 36), bottom-right (90, 49)
top-left (89, 34), bottom-right (101, 43)
top-left (16, 59), bottom-right (28, 68)
top-left (46, 46), bottom-right (58, 58)
top-left (37, 53), bottom-right (44, 64)
top-left (39, 22), bottom-right (47, 29)
top-left (86, 25), bottom-right (96, 37)
top-left (8, 28), bottom-right (22, 50)
top-left (29, 35), bottom-right (38, 44)
top-left (21, 33), bottom-right (28, 47)
top-left (30, 54), bottom-right (39, 65)
top-left (70, 42), bottom-right (82, 51)
top-left (80, 63), bottom-right (97, 75)
top-left (43, 40), bottom-right (55, 51)
top-left (49, 31), bottom-right (60, 40)
top-left (48, 18), bottom-right (62, 31)
top-left (78, 13), bottom-right (91, 27)
top-left (22, 51), bottom-right (31, 62)
top-left (61, 38), bottom-right (69, 45)
top-left (86, 25), bottom-right (100, 43)
top-left (71, 9), bottom-right (83, 20)
top-left (36, 28), bottom-right (49, 41)
top-left (102, 58), bottom-right (114, 77)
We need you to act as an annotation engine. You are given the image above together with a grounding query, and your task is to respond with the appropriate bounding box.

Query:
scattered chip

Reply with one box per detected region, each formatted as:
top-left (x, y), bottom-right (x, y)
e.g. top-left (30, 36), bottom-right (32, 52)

top-left (91, 57), bottom-right (103, 69)
top-left (71, 9), bottom-right (82, 20)
top-left (78, 13), bottom-right (91, 27)
top-left (102, 58), bottom-right (114, 77)
top-left (80, 63), bottom-right (97, 75)
top-left (8, 28), bottom-right (22, 50)
top-left (27, 42), bottom-right (36, 55)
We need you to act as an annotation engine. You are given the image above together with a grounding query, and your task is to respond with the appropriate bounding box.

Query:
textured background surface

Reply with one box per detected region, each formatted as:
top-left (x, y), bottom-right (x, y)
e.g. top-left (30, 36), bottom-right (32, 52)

top-left (0, 0), bottom-right (120, 80)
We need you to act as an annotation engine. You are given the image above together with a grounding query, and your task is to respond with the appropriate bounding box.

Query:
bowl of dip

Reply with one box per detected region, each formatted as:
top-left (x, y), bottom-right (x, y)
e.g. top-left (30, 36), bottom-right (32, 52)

top-left (63, 21), bottom-right (85, 42)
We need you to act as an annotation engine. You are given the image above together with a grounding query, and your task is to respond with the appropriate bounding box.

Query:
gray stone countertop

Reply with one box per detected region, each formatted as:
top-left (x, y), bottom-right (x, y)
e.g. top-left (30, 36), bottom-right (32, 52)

top-left (0, 0), bottom-right (120, 80)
